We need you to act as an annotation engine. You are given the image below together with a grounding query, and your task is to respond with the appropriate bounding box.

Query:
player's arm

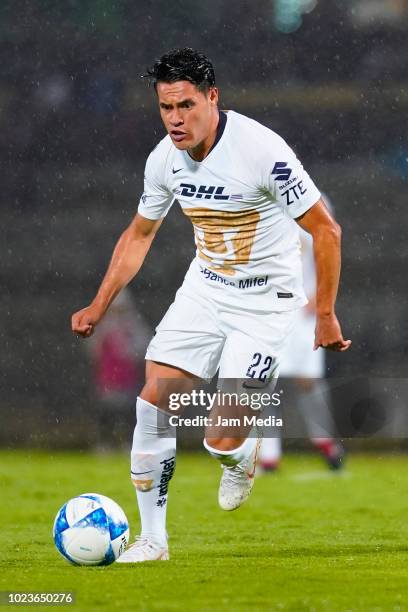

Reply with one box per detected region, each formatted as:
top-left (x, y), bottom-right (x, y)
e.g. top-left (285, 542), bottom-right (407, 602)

top-left (296, 198), bottom-right (351, 352)
top-left (72, 213), bottom-right (162, 338)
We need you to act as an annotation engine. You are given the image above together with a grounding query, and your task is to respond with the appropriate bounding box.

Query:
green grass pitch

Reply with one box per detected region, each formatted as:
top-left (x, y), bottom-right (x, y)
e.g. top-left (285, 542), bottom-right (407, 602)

top-left (1, 451), bottom-right (408, 611)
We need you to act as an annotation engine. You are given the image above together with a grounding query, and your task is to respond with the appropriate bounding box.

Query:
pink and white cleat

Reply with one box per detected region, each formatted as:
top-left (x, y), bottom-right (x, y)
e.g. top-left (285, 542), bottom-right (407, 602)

top-left (218, 438), bottom-right (261, 511)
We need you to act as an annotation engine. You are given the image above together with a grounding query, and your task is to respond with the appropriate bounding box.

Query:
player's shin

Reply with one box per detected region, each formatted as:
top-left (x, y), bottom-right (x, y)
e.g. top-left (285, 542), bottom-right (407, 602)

top-left (296, 380), bottom-right (344, 469)
top-left (130, 397), bottom-right (176, 544)
top-left (297, 380), bottom-right (336, 441)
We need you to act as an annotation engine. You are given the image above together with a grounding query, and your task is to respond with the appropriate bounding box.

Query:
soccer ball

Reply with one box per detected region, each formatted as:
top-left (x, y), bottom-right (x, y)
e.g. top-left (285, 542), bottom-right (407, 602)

top-left (53, 493), bottom-right (129, 566)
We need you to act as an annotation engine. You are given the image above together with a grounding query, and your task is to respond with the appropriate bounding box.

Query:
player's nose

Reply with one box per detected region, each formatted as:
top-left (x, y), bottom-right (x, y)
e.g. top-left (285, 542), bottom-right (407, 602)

top-left (169, 110), bottom-right (183, 126)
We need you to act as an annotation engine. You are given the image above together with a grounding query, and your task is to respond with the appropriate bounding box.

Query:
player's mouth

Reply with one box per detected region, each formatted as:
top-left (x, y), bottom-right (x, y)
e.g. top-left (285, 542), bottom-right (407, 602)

top-left (170, 130), bottom-right (187, 142)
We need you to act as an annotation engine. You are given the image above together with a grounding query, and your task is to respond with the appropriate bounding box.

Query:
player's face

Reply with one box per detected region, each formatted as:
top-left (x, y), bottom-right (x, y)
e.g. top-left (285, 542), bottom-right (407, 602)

top-left (156, 81), bottom-right (219, 150)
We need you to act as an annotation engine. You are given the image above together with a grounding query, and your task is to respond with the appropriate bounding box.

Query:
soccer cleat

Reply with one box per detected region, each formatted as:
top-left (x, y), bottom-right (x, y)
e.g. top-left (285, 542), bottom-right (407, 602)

top-left (313, 439), bottom-right (345, 471)
top-left (325, 442), bottom-right (345, 471)
top-left (218, 438), bottom-right (261, 511)
top-left (116, 536), bottom-right (169, 563)
top-left (257, 459), bottom-right (280, 475)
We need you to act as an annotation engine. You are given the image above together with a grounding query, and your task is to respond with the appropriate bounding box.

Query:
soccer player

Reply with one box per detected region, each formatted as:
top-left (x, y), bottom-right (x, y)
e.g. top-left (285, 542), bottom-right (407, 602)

top-left (259, 208), bottom-right (345, 472)
top-left (71, 48), bottom-right (351, 562)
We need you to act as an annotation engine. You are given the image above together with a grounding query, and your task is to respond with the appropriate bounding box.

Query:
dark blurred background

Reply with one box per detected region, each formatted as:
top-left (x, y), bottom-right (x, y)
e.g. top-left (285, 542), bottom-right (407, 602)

top-left (2, 0), bottom-right (408, 447)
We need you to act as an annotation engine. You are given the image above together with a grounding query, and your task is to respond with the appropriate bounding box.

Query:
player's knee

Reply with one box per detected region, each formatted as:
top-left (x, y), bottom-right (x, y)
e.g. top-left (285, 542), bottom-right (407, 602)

top-left (139, 379), bottom-right (159, 406)
top-left (141, 361), bottom-right (167, 405)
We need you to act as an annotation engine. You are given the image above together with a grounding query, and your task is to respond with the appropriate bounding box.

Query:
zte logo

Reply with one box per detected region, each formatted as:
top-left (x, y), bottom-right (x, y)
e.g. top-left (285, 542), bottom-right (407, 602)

top-left (179, 183), bottom-right (230, 200)
top-left (271, 162), bottom-right (292, 182)
top-left (282, 180), bottom-right (307, 205)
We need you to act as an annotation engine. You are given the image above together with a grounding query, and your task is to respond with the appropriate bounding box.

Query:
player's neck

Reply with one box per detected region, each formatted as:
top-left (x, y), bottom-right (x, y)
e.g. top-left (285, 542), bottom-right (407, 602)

top-left (187, 109), bottom-right (220, 162)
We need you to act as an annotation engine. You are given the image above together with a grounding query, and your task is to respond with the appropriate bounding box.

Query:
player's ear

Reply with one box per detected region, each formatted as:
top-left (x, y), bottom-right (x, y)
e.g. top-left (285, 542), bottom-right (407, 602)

top-left (208, 87), bottom-right (218, 105)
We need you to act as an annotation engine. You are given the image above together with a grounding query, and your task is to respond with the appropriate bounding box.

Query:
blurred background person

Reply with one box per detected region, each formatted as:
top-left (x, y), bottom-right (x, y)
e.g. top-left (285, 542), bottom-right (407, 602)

top-left (259, 195), bottom-right (345, 472)
top-left (85, 288), bottom-right (151, 451)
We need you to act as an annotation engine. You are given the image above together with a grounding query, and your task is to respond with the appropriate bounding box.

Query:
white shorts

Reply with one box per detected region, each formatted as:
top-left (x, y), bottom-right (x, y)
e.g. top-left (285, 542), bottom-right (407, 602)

top-left (278, 308), bottom-right (324, 378)
top-left (146, 281), bottom-right (295, 381)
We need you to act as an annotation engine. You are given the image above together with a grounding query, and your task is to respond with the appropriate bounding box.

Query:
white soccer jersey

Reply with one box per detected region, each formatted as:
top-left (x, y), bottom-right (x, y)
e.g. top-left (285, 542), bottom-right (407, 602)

top-left (138, 110), bottom-right (321, 312)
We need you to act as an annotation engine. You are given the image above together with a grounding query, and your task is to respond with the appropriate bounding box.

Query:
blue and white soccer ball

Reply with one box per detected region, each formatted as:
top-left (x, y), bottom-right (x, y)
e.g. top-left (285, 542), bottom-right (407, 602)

top-left (53, 493), bottom-right (129, 566)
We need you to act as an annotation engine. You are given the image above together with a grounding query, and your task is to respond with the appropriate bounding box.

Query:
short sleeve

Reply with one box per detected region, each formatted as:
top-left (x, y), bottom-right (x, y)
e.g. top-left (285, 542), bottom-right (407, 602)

top-left (266, 135), bottom-right (321, 219)
top-left (137, 147), bottom-right (175, 220)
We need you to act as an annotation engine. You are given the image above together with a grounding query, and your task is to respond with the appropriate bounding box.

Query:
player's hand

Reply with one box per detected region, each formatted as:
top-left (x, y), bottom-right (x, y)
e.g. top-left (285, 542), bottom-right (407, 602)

top-left (71, 304), bottom-right (104, 338)
top-left (314, 313), bottom-right (351, 352)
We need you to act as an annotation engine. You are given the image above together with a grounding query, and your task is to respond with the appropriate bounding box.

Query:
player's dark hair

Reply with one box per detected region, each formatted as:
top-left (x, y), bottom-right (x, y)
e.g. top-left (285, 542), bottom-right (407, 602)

top-left (143, 48), bottom-right (215, 93)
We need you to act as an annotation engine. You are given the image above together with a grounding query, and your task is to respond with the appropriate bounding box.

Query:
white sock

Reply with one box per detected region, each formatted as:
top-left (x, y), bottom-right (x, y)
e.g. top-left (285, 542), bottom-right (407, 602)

top-left (297, 380), bottom-right (336, 439)
top-left (203, 436), bottom-right (257, 467)
top-left (259, 437), bottom-right (281, 463)
top-left (131, 397), bottom-right (176, 544)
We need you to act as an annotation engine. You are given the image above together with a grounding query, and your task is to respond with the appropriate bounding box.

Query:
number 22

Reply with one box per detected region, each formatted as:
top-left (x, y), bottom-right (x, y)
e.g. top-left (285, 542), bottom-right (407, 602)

top-left (246, 353), bottom-right (273, 382)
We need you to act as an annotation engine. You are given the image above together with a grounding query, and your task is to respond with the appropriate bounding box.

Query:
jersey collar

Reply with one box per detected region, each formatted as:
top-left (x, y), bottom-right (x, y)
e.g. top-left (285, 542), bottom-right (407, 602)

top-left (208, 110), bottom-right (227, 155)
